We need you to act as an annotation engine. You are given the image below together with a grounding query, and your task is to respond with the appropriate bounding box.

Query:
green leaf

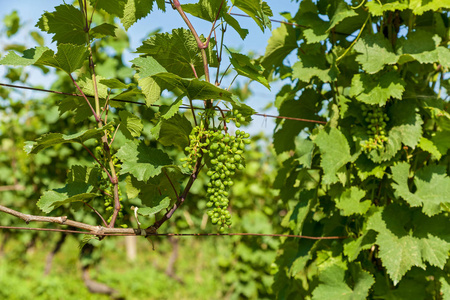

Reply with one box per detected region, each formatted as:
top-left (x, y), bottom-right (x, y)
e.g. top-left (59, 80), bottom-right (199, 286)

top-left (36, 4), bottom-right (85, 45)
top-left (411, 0), bottom-right (450, 15)
top-left (349, 72), bottom-right (405, 106)
top-left (59, 96), bottom-right (106, 123)
top-left (77, 74), bottom-right (109, 99)
top-left (377, 232), bottom-right (424, 285)
top-left (136, 196), bottom-right (170, 217)
top-left (0, 44), bottom-right (88, 74)
top-left (365, 1), bottom-right (408, 16)
top-left (223, 13), bottom-right (249, 40)
top-left (354, 33), bottom-right (398, 74)
top-left (391, 162), bottom-right (450, 216)
top-left (343, 231), bottom-right (377, 262)
top-left (116, 141), bottom-right (173, 182)
top-left (4, 10), bottom-right (20, 37)
top-left (37, 182), bottom-right (98, 213)
top-left (132, 56), bottom-right (232, 102)
top-left (432, 131), bottom-right (450, 156)
top-left (121, 0), bottom-right (159, 30)
top-left (335, 186), bottom-right (372, 216)
top-left (262, 24), bottom-right (298, 68)
top-left (313, 127), bottom-right (353, 185)
top-left (419, 233), bottom-right (450, 268)
top-left (124, 167), bottom-right (183, 206)
top-left (151, 114), bottom-right (192, 149)
top-left (228, 51), bottom-right (269, 89)
top-left (418, 137), bottom-right (442, 160)
top-left (67, 165), bottom-right (100, 186)
top-left (296, 0), bottom-right (328, 43)
top-left (118, 111), bottom-right (143, 139)
top-left (440, 278), bottom-right (450, 300)
top-left (100, 78), bottom-right (133, 90)
top-left (328, 1), bottom-right (358, 31)
top-left (135, 28), bottom-right (217, 78)
top-left (182, 0), bottom-right (248, 39)
top-left (24, 124), bottom-right (113, 154)
top-left (367, 207), bottom-right (426, 285)
top-left (231, 0), bottom-right (272, 32)
top-left (397, 30), bottom-right (444, 65)
top-left (292, 43), bottom-right (337, 83)
top-left (90, 23), bottom-right (117, 39)
top-left (274, 89), bottom-right (322, 154)
top-left (91, 0), bottom-right (126, 18)
top-left (388, 100), bottom-right (423, 148)
top-left (312, 263), bottom-right (374, 300)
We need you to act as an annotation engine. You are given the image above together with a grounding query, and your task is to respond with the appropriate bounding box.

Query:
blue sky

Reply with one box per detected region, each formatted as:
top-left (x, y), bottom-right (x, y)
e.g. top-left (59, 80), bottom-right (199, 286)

top-left (0, 1), bottom-right (300, 134)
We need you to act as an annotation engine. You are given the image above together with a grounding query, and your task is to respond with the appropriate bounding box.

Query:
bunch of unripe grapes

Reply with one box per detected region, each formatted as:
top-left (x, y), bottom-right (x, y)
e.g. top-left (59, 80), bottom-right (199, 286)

top-left (181, 110), bottom-right (250, 232)
top-left (360, 104), bottom-right (389, 151)
top-left (95, 138), bottom-right (126, 227)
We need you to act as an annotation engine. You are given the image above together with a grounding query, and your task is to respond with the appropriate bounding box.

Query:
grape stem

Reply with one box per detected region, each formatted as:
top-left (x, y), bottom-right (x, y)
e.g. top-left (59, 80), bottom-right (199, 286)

top-left (149, 155), bottom-right (203, 231)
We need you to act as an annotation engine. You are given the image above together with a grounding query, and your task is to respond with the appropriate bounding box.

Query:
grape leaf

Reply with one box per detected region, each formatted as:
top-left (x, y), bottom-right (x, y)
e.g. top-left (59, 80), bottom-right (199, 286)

top-left (397, 30), bottom-right (442, 65)
top-left (121, 0), bottom-right (158, 30)
top-left (91, 0), bottom-right (126, 17)
top-left (312, 263), bottom-right (374, 300)
top-left (228, 51), bottom-right (269, 89)
top-left (135, 28), bottom-right (217, 78)
top-left (391, 162), bottom-right (450, 216)
top-left (231, 0), bottom-right (272, 32)
top-left (388, 100), bottom-right (423, 148)
top-left (419, 233), bottom-right (450, 268)
top-left (116, 140), bottom-right (173, 182)
top-left (37, 182), bottom-right (98, 213)
top-left (77, 74), bottom-right (109, 99)
top-left (67, 165), bottom-right (100, 186)
top-left (262, 24), bottom-right (298, 69)
top-left (4, 10), bottom-right (20, 37)
top-left (182, 0), bottom-right (248, 39)
top-left (354, 33), bottom-right (398, 74)
top-left (367, 207), bottom-right (425, 285)
top-left (292, 43), bottom-right (337, 83)
top-left (365, 1), bottom-right (408, 16)
top-left (132, 56), bottom-right (233, 102)
top-left (343, 230), bottom-right (377, 262)
top-left (151, 114), bottom-right (192, 149)
top-left (136, 196), bottom-right (170, 217)
top-left (295, 0), bottom-right (328, 43)
top-left (118, 111), bottom-right (143, 139)
top-left (335, 186), bottom-right (372, 216)
top-left (100, 78), bottom-right (133, 90)
top-left (313, 127), bottom-right (352, 185)
top-left (274, 89), bottom-right (322, 154)
top-left (328, 1), bottom-right (358, 31)
top-left (418, 137), bottom-right (442, 160)
top-left (376, 232), bottom-right (424, 285)
top-left (0, 44), bottom-right (88, 74)
top-left (349, 72), bottom-right (405, 106)
top-left (36, 4), bottom-right (85, 45)
top-left (90, 23), bottom-right (117, 39)
top-left (24, 124), bottom-right (113, 154)
top-left (411, 0), bottom-right (450, 15)
top-left (124, 167), bottom-right (183, 207)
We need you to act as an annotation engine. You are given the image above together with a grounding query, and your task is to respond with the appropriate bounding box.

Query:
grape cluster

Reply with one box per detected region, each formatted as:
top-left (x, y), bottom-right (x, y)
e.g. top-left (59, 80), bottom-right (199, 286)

top-left (95, 139), bottom-right (126, 227)
top-left (205, 130), bottom-right (250, 232)
top-left (181, 109), bottom-right (251, 231)
top-left (360, 104), bottom-right (389, 151)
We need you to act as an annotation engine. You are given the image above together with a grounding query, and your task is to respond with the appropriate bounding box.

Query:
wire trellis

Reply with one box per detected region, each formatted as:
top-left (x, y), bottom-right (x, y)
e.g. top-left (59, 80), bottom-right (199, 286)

top-left (0, 83), bottom-right (327, 124)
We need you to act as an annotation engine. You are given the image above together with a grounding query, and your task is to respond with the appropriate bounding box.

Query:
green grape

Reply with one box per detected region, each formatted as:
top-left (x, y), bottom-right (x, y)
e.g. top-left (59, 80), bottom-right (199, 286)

top-left (183, 108), bottom-right (251, 231)
top-left (360, 104), bottom-right (389, 152)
